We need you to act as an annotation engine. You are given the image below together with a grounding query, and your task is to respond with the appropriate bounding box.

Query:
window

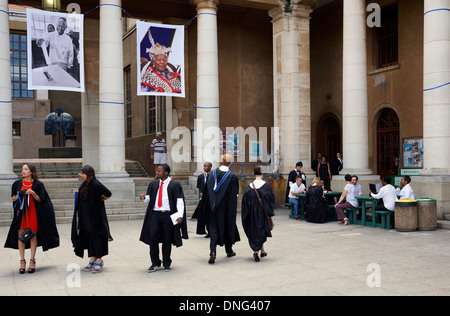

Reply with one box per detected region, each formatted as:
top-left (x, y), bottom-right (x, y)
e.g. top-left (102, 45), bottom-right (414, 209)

top-left (10, 33), bottom-right (34, 99)
top-left (145, 96), bottom-right (166, 135)
top-left (375, 4), bottom-right (398, 69)
top-left (12, 121), bottom-right (21, 137)
top-left (125, 67), bottom-right (132, 138)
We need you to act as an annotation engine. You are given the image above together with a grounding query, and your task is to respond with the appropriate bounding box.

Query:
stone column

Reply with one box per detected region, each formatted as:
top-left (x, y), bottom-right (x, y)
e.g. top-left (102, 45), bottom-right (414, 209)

top-left (341, 0), bottom-right (372, 175)
top-left (415, 0), bottom-right (450, 219)
top-left (269, 1), bottom-right (313, 177)
top-left (0, 0), bottom-right (17, 214)
top-left (194, 0), bottom-right (221, 173)
top-left (0, 1), bottom-right (15, 181)
top-left (99, 0), bottom-right (127, 177)
top-left (421, 0), bottom-right (450, 175)
top-left (98, 0), bottom-right (133, 199)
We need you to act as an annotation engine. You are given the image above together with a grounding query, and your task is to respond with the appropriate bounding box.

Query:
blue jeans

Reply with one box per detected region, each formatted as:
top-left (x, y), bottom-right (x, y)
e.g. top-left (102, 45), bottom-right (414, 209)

top-left (289, 198), bottom-right (300, 218)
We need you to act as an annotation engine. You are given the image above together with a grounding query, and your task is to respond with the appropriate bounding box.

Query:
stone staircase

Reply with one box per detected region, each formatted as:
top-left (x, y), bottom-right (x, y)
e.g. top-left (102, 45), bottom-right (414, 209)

top-left (0, 161), bottom-right (199, 227)
top-left (12, 160), bottom-right (149, 178)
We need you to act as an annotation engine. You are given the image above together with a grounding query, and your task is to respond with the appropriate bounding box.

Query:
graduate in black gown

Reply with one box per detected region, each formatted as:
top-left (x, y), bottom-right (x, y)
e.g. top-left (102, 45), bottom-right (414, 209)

top-left (305, 177), bottom-right (329, 223)
top-left (241, 166), bottom-right (275, 262)
top-left (206, 154), bottom-right (240, 264)
top-left (284, 162), bottom-right (306, 204)
top-left (191, 162), bottom-right (212, 236)
top-left (5, 164), bottom-right (59, 274)
top-left (71, 165), bottom-right (112, 273)
top-left (139, 164), bottom-right (188, 272)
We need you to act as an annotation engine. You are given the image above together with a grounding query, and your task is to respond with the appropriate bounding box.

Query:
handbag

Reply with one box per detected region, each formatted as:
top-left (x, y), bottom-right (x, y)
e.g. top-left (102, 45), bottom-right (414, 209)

top-left (252, 183), bottom-right (274, 231)
top-left (18, 194), bottom-right (36, 244)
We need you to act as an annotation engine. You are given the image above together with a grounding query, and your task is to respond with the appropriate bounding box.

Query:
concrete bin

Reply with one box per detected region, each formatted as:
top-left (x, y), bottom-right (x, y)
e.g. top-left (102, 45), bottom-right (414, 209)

top-left (395, 199), bottom-right (418, 232)
top-left (417, 198), bottom-right (437, 231)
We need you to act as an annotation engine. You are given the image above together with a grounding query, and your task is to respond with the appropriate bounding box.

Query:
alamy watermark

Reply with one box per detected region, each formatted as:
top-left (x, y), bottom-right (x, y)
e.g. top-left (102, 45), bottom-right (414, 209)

top-left (366, 263), bottom-right (381, 288)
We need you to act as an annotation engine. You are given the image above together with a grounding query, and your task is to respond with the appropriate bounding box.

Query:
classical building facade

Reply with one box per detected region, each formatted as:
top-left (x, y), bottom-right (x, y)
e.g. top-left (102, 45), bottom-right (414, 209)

top-left (0, 0), bottom-right (449, 216)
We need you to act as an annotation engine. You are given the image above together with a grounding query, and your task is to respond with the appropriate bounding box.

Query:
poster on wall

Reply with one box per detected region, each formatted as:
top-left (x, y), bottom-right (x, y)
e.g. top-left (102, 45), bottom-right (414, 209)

top-left (137, 21), bottom-right (185, 98)
top-left (403, 137), bottom-right (424, 168)
top-left (27, 8), bottom-right (84, 92)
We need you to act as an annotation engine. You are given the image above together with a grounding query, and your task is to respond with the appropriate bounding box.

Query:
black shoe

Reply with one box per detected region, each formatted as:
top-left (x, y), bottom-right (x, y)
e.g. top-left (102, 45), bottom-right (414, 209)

top-left (164, 266), bottom-right (171, 272)
top-left (204, 234), bottom-right (210, 238)
top-left (227, 251), bottom-right (236, 258)
top-left (147, 264), bottom-right (160, 273)
top-left (253, 252), bottom-right (260, 262)
top-left (260, 252), bottom-right (268, 258)
top-left (208, 252), bottom-right (216, 264)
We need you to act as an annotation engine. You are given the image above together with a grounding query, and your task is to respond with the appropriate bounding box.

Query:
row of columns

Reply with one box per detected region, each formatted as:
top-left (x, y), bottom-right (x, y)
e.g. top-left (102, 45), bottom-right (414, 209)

top-left (272, 0), bottom-right (450, 178)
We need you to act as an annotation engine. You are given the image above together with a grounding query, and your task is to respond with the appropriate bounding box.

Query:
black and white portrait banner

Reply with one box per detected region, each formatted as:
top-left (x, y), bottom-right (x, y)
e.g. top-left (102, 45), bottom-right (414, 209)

top-left (27, 8), bottom-right (85, 92)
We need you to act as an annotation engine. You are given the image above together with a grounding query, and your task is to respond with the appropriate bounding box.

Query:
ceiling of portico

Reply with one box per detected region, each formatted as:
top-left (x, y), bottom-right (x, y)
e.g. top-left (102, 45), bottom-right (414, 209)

top-left (12, 0), bottom-right (280, 18)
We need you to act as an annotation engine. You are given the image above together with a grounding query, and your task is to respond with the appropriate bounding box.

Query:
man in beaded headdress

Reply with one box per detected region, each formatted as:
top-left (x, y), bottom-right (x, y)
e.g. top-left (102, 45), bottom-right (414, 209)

top-left (140, 27), bottom-right (182, 94)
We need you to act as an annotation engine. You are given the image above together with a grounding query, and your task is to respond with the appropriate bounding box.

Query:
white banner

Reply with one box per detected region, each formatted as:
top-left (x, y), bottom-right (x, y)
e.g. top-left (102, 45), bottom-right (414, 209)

top-left (27, 8), bottom-right (84, 92)
top-left (137, 21), bottom-right (185, 98)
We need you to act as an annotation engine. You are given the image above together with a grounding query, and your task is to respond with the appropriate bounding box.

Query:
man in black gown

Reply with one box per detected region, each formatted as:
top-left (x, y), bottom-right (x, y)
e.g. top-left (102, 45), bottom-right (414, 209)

top-left (205, 154), bottom-right (240, 264)
top-left (139, 164), bottom-right (188, 272)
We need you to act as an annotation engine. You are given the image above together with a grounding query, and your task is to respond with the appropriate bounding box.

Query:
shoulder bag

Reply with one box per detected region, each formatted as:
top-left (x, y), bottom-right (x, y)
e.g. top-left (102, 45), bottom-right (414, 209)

top-left (252, 183), bottom-right (274, 231)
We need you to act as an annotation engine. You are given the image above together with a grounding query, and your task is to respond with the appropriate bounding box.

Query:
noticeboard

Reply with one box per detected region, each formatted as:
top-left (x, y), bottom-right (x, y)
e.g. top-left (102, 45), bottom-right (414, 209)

top-left (403, 137), bottom-right (423, 168)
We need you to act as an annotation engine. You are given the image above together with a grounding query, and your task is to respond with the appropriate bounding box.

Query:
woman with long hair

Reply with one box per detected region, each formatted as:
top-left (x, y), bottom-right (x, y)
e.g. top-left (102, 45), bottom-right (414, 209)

top-left (71, 165), bottom-right (112, 274)
top-left (4, 164), bottom-right (59, 274)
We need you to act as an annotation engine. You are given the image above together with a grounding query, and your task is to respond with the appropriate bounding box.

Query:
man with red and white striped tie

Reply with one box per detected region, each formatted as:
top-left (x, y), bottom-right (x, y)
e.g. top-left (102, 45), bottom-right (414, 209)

top-left (139, 164), bottom-right (188, 272)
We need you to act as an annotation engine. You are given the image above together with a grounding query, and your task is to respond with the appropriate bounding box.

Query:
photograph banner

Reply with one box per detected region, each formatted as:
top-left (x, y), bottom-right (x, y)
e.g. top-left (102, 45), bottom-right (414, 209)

top-left (137, 21), bottom-right (185, 98)
top-left (27, 8), bottom-right (84, 92)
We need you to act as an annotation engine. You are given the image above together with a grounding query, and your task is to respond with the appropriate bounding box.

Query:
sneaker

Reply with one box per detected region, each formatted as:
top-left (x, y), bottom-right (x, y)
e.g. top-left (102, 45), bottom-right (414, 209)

top-left (164, 266), bottom-right (171, 272)
top-left (147, 265), bottom-right (160, 273)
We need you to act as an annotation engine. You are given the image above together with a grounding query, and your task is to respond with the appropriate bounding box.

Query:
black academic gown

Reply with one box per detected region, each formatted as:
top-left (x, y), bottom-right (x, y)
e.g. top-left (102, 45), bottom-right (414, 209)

top-left (192, 176), bottom-right (210, 235)
top-left (4, 180), bottom-right (60, 251)
top-left (192, 173), bottom-right (209, 234)
top-left (206, 168), bottom-right (240, 247)
top-left (241, 182), bottom-right (275, 252)
top-left (304, 185), bottom-right (328, 223)
top-left (285, 170), bottom-right (298, 204)
top-left (71, 178), bottom-right (112, 258)
top-left (139, 179), bottom-right (188, 247)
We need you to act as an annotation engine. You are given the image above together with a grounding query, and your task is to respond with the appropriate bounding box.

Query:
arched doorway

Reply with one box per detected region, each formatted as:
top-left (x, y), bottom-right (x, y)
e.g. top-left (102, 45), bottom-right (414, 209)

top-left (377, 108), bottom-right (400, 178)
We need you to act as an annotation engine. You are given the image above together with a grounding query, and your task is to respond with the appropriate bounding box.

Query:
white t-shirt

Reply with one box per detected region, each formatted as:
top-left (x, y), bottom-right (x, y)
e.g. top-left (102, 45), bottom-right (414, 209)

top-left (344, 183), bottom-right (358, 207)
top-left (288, 182), bottom-right (305, 199)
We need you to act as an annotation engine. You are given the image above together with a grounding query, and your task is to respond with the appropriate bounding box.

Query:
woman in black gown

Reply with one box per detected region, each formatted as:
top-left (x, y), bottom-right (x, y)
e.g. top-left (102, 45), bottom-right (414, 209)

top-left (305, 177), bottom-right (329, 223)
top-left (71, 165), bottom-right (112, 274)
top-left (241, 166), bottom-right (275, 262)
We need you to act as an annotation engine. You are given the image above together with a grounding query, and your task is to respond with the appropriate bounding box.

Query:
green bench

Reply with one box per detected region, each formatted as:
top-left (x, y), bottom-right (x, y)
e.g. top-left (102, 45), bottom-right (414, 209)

top-left (375, 210), bottom-right (394, 229)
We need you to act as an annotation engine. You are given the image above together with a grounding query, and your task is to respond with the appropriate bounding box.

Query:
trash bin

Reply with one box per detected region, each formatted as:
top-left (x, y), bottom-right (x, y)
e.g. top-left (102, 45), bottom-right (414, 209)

top-left (395, 199), bottom-right (418, 232)
top-left (416, 198), bottom-right (437, 231)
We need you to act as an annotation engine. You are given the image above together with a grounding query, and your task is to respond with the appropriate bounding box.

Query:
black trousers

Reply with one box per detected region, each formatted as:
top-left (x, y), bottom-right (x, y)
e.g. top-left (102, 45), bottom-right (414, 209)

top-left (149, 211), bottom-right (173, 268)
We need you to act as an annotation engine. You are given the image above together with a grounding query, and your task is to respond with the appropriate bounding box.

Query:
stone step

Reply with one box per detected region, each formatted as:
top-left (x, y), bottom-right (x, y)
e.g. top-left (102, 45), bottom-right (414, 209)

top-left (0, 176), bottom-right (199, 226)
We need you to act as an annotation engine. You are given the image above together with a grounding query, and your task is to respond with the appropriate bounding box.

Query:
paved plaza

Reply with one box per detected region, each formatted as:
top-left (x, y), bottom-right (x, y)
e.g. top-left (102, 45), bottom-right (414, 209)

top-left (1, 207), bottom-right (450, 296)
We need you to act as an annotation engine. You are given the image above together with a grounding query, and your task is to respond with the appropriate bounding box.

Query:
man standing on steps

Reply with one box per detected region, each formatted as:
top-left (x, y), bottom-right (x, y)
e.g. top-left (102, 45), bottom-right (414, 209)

top-left (139, 164), bottom-right (188, 272)
top-left (204, 154), bottom-right (240, 264)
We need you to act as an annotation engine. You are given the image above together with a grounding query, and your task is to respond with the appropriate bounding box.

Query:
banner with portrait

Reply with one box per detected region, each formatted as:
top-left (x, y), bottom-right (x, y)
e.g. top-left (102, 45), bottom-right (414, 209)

top-left (27, 8), bottom-right (84, 92)
top-left (137, 21), bottom-right (185, 98)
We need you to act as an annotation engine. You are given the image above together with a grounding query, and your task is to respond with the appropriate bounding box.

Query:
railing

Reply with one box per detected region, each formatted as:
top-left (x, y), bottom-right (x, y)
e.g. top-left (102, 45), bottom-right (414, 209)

top-left (229, 150), bottom-right (280, 180)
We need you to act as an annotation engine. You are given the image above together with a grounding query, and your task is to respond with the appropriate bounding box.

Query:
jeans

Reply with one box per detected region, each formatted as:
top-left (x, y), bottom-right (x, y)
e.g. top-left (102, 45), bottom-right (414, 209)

top-left (289, 198), bottom-right (300, 218)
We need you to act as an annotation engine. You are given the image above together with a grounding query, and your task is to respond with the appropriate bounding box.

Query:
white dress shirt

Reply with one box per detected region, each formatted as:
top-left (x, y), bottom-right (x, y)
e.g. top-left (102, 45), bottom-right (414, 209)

top-left (371, 184), bottom-right (397, 211)
top-left (396, 183), bottom-right (415, 200)
top-left (143, 177), bottom-right (184, 220)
